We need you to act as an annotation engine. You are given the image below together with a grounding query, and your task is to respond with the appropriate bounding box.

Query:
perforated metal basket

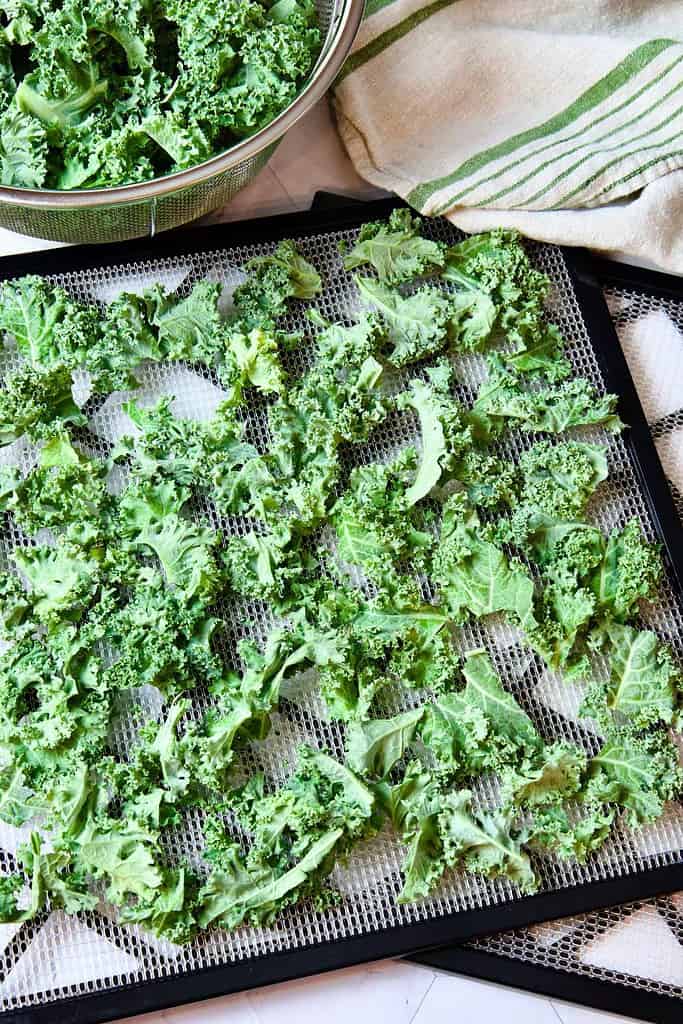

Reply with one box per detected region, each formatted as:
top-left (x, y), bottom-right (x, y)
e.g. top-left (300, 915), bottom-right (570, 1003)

top-left (0, 0), bottom-right (363, 246)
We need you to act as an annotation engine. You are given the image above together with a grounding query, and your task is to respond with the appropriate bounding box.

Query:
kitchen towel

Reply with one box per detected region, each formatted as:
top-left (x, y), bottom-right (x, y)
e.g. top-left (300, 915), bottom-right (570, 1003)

top-left (333, 1), bottom-right (683, 272)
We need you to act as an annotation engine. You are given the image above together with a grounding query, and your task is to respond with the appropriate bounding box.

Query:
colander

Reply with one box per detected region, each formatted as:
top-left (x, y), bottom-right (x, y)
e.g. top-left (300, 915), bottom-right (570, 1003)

top-left (0, 0), bottom-right (364, 245)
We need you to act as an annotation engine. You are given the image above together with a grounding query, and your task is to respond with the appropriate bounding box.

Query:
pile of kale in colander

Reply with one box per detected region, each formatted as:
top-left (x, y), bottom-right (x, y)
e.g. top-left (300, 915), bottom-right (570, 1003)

top-left (0, 0), bottom-right (321, 190)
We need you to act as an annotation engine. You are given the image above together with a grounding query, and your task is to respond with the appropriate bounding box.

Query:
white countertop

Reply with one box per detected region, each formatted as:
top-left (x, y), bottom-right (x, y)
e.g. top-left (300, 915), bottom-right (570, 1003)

top-left (0, 98), bottom-right (640, 1024)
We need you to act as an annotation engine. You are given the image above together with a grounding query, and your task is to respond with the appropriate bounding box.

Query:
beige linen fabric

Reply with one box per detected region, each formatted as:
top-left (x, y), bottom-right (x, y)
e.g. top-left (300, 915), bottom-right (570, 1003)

top-left (333, 1), bottom-right (683, 271)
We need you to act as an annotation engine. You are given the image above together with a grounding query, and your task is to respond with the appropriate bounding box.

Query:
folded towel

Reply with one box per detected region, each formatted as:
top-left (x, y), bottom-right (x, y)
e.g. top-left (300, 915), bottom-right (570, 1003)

top-left (333, 2), bottom-right (683, 272)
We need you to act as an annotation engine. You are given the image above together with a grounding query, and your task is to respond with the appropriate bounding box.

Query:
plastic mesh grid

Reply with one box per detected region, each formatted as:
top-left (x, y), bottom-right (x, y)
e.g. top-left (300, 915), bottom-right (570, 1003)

top-left (0, 223), bottom-right (681, 1015)
top-left (466, 280), bottom-right (683, 1002)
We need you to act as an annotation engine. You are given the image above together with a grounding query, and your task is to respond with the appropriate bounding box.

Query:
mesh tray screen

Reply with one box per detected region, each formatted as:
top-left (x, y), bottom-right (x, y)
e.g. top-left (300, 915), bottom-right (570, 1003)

top-left (463, 281), bottom-right (683, 1003)
top-left (0, 223), bottom-right (681, 1015)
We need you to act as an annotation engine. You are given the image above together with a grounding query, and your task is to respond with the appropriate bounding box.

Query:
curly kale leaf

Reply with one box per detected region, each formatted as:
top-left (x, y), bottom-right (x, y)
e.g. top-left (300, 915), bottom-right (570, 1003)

top-left (263, 323), bottom-right (388, 531)
top-left (396, 361), bottom-right (472, 505)
top-left (0, 363), bottom-right (85, 445)
top-left (527, 804), bottom-right (614, 863)
top-left (149, 281), bottom-right (224, 363)
top-left (103, 579), bottom-right (222, 697)
top-left (420, 649), bottom-right (540, 778)
top-left (514, 440), bottom-right (608, 524)
top-left (499, 742), bottom-right (587, 809)
top-left (0, 626), bottom-right (109, 782)
top-left (341, 208), bottom-right (446, 285)
top-left (444, 229), bottom-right (569, 375)
top-left (234, 240), bottom-right (322, 328)
top-left (432, 495), bottom-right (534, 626)
top-left (356, 276), bottom-right (453, 367)
top-left (472, 358), bottom-right (623, 438)
top-left (589, 519), bottom-right (662, 621)
top-left (439, 789), bottom-right (536, 893)
top-left (13, 542), bottom-right (100, 628)
top-left (0, 108), bottom-right (49, 188)
top-left (199, 827), bottom-right (342, 929)
top-left (353, 600), bottom-right (459, 694)
top-left (306, 586), bottom-right (457, 723)
top-left (332, 450), bottom-right (434, 593)
top-left (199, 747), bottom-right (374, 928)
top-left (222, 525), bottom-right (313, 608)
top-left (77, 820), bottom-right (164, 904)
top-left (118, 867), bottom-right (199, 945)
top-left (584, 729), bottom-right (683, 827)
top-left (220, 326), bottom-right (285, 401)
top-left (345, 706), bottom-right (424, 779)
top-left (0, 433), bottom-right (109, 538)
top-left (581, 623), bottom-right (681, 731)
top-left (383, 760), bottom-right (446, 902)
top-left (0, 764), bottom-right (34, 827)
top-left (230, 618), bottom-right (346, 723)
top-left (524, 572), bottom-right (596, 680)
top-left (17, 832), bottom-right (97, 917)
top-left (0, 276), bottom-right (99, 369)
top-left (119, 479), bottom-right (221, 602)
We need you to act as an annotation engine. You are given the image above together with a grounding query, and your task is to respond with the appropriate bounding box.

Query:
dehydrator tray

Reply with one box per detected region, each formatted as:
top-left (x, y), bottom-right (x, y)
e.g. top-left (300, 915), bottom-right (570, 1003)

top-left (0, 198), bottom-right (681, 1024)
top-left (411, 253), bottom-right (683, 1024)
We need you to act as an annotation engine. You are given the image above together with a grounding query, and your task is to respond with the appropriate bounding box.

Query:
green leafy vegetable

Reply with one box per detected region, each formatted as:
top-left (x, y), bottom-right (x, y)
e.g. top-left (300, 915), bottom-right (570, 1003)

top-left (341, 208), bottom-right (446, 284)
top-left (432, 495), bottom-right (534, 626)
top-left (584, 730), bottom-right (682, 827)
top-left (472, 357), bottom-right (623, 438)
top-left (421, 649), bottom-right (540, 778)
top-left (0, 1), bottom-right (322, 189)
top-left (581, 623), bottom-right (680, 731)
top-left (0, 215), bottom-right (677, 942)
top-left (357, 276), bottom-right (453, 367)
top-left (439, 789), bottom-right (537, 893)
top-left (346, 706), bottom-right (424, 778)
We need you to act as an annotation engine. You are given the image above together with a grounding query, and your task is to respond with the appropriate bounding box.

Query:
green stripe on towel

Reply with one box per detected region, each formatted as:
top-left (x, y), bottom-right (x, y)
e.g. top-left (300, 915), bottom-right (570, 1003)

top-left (407, 38), bottom-right (678, 209)
top-left (337, 0), bottom-right (461, 84)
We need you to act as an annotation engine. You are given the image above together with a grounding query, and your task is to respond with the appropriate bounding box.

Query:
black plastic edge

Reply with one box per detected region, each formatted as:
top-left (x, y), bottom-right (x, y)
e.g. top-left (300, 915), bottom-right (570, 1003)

top-left (410, 946), bottom-right (682, 1024)
top-left (3, 863), bottom-right (683, 1024)
top-left (0, 197), bottom-right (405, 282)
top-left (587, 253), bottom-right (683, 302)
top-left (0, 203), bottom-right (681, 1023)
top-left (560, 246), bottom-right (683, 596)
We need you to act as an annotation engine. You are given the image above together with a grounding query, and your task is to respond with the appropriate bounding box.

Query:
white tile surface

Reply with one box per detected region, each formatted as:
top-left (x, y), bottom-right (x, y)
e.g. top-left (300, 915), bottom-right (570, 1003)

top-left (411, 972), bottom-right (559, 1024)
top-left (120, 962), bottom-right (642, 1024)
top-left (117, 962), bottom-right (434, 1024)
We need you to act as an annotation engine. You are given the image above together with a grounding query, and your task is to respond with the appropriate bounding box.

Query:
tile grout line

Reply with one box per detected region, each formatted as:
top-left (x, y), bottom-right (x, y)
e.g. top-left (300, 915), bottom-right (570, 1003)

top-left (268, 162), bottom-right (301, 206)
top-left (549, 999), bottom-right (569, 1024)
top-left (406, 972), bottom-right (438, 1024)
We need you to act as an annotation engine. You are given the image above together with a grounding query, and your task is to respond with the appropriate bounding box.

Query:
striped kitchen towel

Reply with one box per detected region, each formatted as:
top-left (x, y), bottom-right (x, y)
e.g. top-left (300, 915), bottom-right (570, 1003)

top-left (333, 1), bottom-right (683, 272)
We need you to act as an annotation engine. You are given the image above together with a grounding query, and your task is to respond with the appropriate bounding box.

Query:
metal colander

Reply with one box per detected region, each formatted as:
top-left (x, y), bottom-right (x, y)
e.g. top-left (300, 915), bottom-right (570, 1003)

top-left (0, 0), bottom-right (364, 246)
top-left (0, 206), bottom-right (681, 1023)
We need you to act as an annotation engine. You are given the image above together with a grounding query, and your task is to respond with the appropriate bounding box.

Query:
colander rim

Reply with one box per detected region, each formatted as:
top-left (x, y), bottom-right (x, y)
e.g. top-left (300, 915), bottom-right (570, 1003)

top-left (0, 0), bottom-right (364, 210)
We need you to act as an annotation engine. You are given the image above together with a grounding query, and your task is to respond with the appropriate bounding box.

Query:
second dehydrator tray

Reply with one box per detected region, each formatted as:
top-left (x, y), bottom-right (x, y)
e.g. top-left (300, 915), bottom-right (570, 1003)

top-left (0, 199), bottom-right (681, 1024)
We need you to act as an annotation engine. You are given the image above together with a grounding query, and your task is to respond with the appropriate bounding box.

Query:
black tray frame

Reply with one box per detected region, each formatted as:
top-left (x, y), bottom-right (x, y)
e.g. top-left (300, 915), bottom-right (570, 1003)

top-left (410, 247), bottom-right (683, 1024)
top-left (0, 198), bottom-right (682, 1024)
